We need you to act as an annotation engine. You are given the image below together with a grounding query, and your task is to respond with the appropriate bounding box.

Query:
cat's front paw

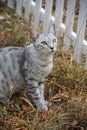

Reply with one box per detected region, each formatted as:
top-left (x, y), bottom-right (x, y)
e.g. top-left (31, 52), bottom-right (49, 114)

top-left (37, 102), bottom-right (48, 112)
top-left (39, 104), bottom-right (48, 112)
top-left (43, 100), bottom-right (48, 105)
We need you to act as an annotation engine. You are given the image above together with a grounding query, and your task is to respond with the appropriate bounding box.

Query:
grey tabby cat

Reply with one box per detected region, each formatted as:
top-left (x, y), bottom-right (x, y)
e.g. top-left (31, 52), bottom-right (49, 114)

top-left (0, 26), bottom-right (57, 111)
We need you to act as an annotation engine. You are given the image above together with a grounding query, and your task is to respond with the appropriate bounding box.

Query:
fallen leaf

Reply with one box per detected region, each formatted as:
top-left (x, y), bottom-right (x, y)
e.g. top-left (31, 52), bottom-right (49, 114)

top-left (21, 105), bottom-right (29, 111)
top-left (51, 91), bottom-right (69, 102)
top-left (40, 112), bottom-right (47, 121)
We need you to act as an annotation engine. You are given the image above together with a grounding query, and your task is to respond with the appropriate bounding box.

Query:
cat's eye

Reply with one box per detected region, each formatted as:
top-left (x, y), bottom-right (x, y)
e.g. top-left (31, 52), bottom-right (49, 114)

top-left (53, 39), bottom-right (56, 42)
top-left (41, 41), bottom-right (47, 45)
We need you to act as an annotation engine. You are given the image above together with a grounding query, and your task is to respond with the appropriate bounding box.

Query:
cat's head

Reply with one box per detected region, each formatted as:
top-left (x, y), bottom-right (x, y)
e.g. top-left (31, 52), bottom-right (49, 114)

top-left (30, 25), bottom-right (58, 55)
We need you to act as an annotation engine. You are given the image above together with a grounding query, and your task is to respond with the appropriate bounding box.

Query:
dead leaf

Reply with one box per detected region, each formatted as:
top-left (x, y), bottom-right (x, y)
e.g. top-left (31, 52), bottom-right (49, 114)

top-left (21, 105), bottom-right (29, 111)
top-left (51, 91), bottom-right (69, 102)
top-left (40, 112), bottom-right (47, 121)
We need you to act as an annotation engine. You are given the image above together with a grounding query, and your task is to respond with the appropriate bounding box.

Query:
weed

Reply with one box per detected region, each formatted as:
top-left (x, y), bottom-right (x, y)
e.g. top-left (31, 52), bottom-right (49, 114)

top-left (0, 106), bottom-right (3, 118)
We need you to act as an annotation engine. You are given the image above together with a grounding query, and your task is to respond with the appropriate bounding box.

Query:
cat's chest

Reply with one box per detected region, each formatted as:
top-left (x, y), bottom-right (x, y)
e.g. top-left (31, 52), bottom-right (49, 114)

top-left (37, 63), bottom-right (53, 77)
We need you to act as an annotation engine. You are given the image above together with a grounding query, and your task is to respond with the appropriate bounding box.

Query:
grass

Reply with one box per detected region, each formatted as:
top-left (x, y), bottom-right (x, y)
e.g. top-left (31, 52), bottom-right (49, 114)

top-left (0, 3), bottom-right (87, 130)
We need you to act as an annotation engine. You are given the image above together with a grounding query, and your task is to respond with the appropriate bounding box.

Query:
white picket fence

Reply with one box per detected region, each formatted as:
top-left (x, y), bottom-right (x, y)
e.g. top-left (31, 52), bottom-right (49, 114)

top-left (2, 0), bottom-right (87, 69)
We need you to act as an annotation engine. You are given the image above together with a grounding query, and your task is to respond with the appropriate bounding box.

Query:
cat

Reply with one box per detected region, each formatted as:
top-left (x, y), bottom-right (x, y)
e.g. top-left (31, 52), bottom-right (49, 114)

top-left (0, 26), bottom-right (58, 111)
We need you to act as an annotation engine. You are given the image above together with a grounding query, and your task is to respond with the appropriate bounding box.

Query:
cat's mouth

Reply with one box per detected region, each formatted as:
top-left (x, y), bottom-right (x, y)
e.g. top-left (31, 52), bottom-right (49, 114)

top-left (50, 50), bottom-right (55, 54)
top-left (49, 47), bottom-right (54, 53)
top-left (51, 48), bottom-right (56, 53)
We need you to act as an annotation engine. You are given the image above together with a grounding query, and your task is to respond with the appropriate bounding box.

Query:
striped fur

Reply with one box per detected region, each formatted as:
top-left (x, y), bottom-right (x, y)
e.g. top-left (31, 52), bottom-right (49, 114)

top-left (0, 31), bottom-right (57, 111)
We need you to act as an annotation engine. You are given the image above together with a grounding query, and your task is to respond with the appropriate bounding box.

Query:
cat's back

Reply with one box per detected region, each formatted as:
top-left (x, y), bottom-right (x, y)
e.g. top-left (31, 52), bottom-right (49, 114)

top-left (0, 47), bottom-right (24, 96)
top-left (0, 46), bottom-right (24, 66)
top-left (0, 46), bottom-right (24, 57)
top-left (0, 46), bottom-right (24, 78)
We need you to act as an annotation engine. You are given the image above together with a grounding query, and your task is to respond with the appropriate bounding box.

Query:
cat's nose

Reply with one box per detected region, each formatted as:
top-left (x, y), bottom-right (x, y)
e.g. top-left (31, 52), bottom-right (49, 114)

top-left (50, 46), bottom-right (54, 51)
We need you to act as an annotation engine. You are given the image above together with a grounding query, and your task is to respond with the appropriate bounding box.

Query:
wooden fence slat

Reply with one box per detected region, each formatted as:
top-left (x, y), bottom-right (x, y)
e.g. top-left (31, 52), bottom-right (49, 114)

top-left (16, 0), bottom-right (23, 16)
top-left (74, 0), bottom-right (87, 64)
top-left (7, 0), bottom-right (14, 9)
top-left (24, 0), bottom-right (32, 21)
top-left (63, 0), bottom-right (76, 52)
top-left (34, 0), bottom-right (42, 29)
top-left (44, 0), bottom-right (53, 33)
top-left (55, 0), bottom-right (64, 37)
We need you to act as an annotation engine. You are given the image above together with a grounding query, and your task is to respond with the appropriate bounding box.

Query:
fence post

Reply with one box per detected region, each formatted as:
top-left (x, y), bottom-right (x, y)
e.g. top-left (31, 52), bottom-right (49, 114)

top-left (16, 0), bottom-right (23, 16)
top-left (74, 0), bottom-right (87, 65)
top-left (44, 0), bottom-right (53, 33)
top-left (55, 0), bottom-right (64, 37)
top-left (34, 0), bottom-right (42, 29)
top-left (63, 0), bottom-right (76, 52)
top-left (7, 0), bottom-right (14, 9)
top-left (24, 0), bottom-right (32, 21)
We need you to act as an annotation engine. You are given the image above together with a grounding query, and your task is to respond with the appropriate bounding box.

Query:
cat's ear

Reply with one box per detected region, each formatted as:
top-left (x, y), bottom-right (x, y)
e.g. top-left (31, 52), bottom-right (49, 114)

top-left (48, 24), bottom-right (56, 36)
top-left (29, 28), bottom-right (40, 42)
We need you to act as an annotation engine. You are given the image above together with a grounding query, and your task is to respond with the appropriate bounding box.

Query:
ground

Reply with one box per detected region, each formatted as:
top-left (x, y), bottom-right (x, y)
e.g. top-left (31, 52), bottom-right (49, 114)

top-left (0, 2), bottom-right (87, 130)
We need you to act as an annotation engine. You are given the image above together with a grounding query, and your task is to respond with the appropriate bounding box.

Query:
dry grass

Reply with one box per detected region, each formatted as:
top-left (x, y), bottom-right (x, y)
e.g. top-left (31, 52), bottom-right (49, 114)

top-left (0, 3), bottom-right (87, 130)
